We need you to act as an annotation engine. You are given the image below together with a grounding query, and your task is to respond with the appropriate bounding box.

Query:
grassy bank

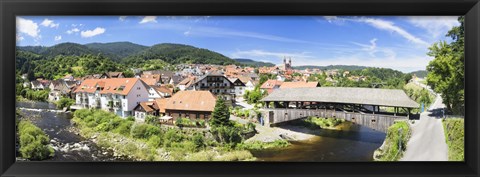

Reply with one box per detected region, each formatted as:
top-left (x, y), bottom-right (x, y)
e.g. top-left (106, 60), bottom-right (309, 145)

top-left (442, 118), bottom-right (464, 161)
top-left (292, 117), bottom-right (345, 130)
top-left (373, 121), bottom-right (411, 161)
top-left (238, 140), bottom-right (290, 150)
top-left (72, 109), bottom-right (266, 161)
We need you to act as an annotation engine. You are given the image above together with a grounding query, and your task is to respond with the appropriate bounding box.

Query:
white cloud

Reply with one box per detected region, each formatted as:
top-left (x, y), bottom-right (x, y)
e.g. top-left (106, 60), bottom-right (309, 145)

top-left (406, 16), bottom-right (460, 39)
top-left (40, 18), bottom-right (59, 28)
top-left (184, 30), bottom-right (191, 36)
top-left (355, 17), bottom-right (430, 47)
top-left (16, 35), bottom-right (24, 41)
top-left (54, 35), bottom-right (62, 41)
top-left (66, 28), bottom-right (80, 34)
top-left (16, 17), bottom-right (40, 38)
top-left (351, 38), bottom-right (396, 58)
top-left (324, 16), bottom-right (429, 47)
top-left (324, 16), bottom-right (338, 23)
top-left (119, 16), bottom-right (127, 21)
top-left (139, 16), bottom-right (157, 24)
top-left (80, 27), bottom-right (106, 38)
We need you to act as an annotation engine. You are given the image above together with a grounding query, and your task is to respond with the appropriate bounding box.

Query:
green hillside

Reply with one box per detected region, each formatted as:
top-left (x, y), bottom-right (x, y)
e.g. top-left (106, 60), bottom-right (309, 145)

top-left (122, 43), bottom-right (237, 65)
top-left (85, 42), bottom-right (148, 60)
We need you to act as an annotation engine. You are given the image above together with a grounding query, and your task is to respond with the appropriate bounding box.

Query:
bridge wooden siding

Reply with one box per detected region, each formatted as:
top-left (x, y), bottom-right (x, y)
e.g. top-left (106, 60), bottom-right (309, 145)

top-left (263, 108), bottom-right (408, 132)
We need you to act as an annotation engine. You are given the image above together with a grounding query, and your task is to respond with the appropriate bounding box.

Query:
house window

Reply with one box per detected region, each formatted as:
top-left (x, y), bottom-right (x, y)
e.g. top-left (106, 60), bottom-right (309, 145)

top-left (137, 94), bottom-right (141, 97)
top-left (137, 87), bottom-right (141, 90)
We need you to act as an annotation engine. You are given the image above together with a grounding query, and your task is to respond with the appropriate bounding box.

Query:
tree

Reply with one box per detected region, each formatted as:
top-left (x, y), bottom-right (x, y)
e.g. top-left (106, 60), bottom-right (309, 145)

top-left (426, 16), bottom-right (464, 115)
top-left (18, 121), bottom-right (54, 160)
top-left (210, 96), bottom-right (231, 127)
top-left (419, 89), bottom-right (432, 106)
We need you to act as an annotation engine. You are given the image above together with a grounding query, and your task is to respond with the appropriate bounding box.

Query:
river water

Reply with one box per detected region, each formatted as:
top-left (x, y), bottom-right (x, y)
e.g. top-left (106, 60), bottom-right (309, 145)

top-left (251, 123), bottom-right (386, 161)
top-left (16, 101), bottom-right (130, 161)
top-left (16, 101), bottom-right (385, 162)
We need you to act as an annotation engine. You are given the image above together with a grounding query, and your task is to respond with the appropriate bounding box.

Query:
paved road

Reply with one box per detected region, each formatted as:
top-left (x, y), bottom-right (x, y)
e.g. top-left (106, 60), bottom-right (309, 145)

top-left (234, 98), bottom-right (254, 109)
top-left (400, 95), bottom-right (448, 161)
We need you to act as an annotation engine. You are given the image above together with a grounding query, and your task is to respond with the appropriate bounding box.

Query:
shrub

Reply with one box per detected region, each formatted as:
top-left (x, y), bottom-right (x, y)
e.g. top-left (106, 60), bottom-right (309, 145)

top-left (163, 129), bottom-right (184, 147)
top-left (55, 97), bottom-right (75, 109)
top-left (114, 121), bottom-right (133, 136)
top-left (374, 121), bottom-right (410, 161)
top-left (192, 133), bottom-right (205, 150)
top-left (126, 116), bottom-right (135, 122)
top-left (130, 123), bottom-right (149, 139)
top-left (145, 125), bottom-right (161, 138)
top-left (145, 115), bottom-right (159, 125)
top-left (443, 118), bottom-right (464, 161)
top-left (175, 117), bottom-right (194, 127)
top-left (18, 121), bottom-right (54, 160)
top-left (211, 126), bottom-right (243, 147)
top-left (147, 135), bottom-right (163, 148)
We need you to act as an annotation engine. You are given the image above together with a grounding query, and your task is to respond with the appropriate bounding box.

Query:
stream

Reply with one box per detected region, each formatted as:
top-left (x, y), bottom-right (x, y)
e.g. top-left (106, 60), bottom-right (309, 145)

top-left (16, 101), bottom-right (132, 161)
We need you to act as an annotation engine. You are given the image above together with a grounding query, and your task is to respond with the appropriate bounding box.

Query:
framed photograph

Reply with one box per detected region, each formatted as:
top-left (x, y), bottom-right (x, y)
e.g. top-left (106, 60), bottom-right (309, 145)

top-left (1, 0), bottom-right (479, 176)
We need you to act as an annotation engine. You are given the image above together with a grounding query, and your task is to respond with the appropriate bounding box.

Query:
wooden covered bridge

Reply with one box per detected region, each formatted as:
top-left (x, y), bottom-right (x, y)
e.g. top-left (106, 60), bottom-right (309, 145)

top-left (260, 87), bottom-right (419, 132)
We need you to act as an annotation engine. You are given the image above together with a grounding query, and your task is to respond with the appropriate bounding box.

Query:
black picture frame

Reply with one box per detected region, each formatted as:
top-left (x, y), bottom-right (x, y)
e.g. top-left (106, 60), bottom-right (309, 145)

top-left (1, 0), bottom-right (479, 176)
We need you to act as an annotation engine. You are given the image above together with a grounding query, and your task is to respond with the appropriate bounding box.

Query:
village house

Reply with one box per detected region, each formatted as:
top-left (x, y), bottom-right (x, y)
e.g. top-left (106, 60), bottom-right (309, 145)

top-left (133, 101), bottom-right (159, 122)
top-left (164, 90), bottom-right (216, 121)
top-left (147, 85), bottom-right (173, 100)
top-left (229, 78), bottom-right (246, 96)
top-left (30, 79), bottom-right (50, 90)
top-left (73, 78), bottom-right (150, 118)
top-left (177, 76), bottom-right (196, 91)
top-left (236, 75), bottom-right (256, 92)
top-left (185, 72), bottom-right (236, 103)
top-left (63, 74), bottom-right (74, 82)
top-left (48, 79), bottom-right (77, 101)
top-left (100, 72), bottom-right (125, 79)
top-left (260, 79), bottom-right (283, 94)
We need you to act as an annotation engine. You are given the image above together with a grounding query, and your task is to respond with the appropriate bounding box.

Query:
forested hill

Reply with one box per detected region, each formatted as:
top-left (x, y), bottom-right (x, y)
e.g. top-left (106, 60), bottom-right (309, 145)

top-left (85, 42), bottom-right (148, 60)
top-left (122, 43), bottom-right (237, 65)
top-left (293, 65), bottom-right (369, 71)
top-left (17, 43), bottom-right (101, 58)
top-left (234, 58), bottom-right (275, 67)
top-left (17, 42), bottom-right (238, 65)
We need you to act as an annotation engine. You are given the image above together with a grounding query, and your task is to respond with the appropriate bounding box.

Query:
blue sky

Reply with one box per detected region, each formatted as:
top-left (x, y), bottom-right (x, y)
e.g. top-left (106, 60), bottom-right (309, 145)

top-left (16, 16), bottom-right (460, 72)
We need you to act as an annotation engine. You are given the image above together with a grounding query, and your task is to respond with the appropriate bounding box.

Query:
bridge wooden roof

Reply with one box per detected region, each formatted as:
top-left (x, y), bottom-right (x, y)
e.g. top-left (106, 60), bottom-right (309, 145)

top-left (261, 87), bottom-right (419, 108)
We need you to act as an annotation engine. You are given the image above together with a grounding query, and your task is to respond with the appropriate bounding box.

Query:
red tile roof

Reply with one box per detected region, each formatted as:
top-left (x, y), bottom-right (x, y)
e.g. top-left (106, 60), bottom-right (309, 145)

top-left (260, 79), bottom-right (283, 89)
top-left (74, 78), bottom-right (145, 95)
top-left (280, 81), bottom-right (319, 89)
top-left (165, 91), bottom-right (216, 112)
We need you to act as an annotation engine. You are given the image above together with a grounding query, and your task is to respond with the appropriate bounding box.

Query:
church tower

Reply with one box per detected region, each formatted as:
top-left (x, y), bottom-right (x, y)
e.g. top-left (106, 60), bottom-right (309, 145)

top-left (288, 57), bottom-right (292, 69)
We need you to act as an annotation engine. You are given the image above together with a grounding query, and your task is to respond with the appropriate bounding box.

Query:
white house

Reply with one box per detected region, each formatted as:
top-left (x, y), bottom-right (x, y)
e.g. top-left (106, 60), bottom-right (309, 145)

top-left (187, 72), bottom-right (235, 102)
top-left (245, 80), bottom-right (255, 91)
top-left (73, 78), bottom-right (150, 118)
top-left (229, 78), bottom-right (246, 97)
top-left (147, 85), bottom-right (173, 101)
